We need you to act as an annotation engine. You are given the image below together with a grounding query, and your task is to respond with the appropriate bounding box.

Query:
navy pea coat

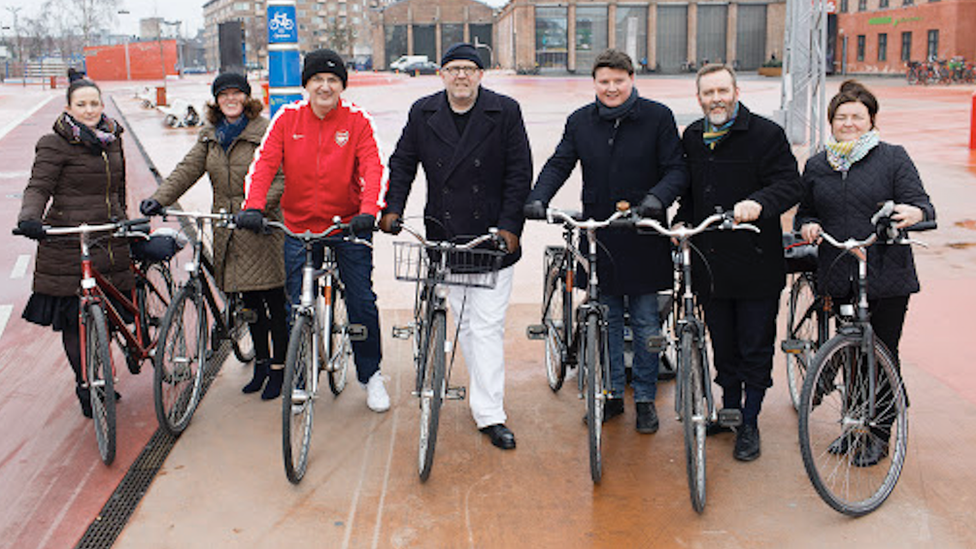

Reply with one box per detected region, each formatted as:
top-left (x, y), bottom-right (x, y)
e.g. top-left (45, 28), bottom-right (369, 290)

top-left (385, 87), bottom-right (532, 269)
top-left (528, 96), bottom-right (689, 295)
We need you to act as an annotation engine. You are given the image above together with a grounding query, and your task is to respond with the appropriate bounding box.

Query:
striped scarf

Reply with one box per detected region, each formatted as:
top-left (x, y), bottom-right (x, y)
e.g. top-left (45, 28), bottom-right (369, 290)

top-left (703, 104), bottom-right (739, 150)
top-left (825, 129), bottom-right (880, 172)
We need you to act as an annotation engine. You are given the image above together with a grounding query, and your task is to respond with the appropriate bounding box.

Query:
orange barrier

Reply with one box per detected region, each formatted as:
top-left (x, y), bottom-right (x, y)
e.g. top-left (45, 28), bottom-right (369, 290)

top-left (971, 91), bottom-right (976, 150)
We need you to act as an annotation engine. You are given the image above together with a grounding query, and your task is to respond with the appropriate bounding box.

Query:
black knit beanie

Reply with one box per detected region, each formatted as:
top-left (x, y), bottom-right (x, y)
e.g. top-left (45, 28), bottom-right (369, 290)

top-left (212, 72), bottom-right (251, 98)
top-left (441, 43), bottom-right (484, 69)
top-left (302, 49), bottom-right (348, 88)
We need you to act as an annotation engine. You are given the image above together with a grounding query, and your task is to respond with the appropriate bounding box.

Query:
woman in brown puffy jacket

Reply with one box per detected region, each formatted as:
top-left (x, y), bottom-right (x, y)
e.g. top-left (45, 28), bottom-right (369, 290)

top-left (17, 77), bottom-right (133, 418)
top-left (139, 73), bottom-right (289, 400)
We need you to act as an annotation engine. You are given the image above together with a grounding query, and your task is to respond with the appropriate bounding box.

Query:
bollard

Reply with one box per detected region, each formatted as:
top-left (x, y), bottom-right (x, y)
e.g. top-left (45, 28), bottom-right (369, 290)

top-left (156, 86), bottom-right (167, 107)
top-left (262, 82), bottom-right (270, 107)
top-left (49, 75), bottom-right (56, 89)
top-left (971, 91), bottom-right (976, 150)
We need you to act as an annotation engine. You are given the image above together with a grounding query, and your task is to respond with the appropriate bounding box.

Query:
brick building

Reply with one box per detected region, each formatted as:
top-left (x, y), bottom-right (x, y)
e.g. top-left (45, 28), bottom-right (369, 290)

top-left (834, 0), bottom-right (976, 74)
top-left (371, 0), bottom-right (495, 70)
top-left (494, 0), bottom-right (786, 74)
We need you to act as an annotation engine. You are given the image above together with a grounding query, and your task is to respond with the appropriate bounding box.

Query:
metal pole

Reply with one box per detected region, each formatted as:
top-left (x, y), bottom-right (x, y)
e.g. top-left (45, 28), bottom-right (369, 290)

top-left (124, 38), bottom-right (131, 81)
top-left (267, 0), bottom-right (302, 117)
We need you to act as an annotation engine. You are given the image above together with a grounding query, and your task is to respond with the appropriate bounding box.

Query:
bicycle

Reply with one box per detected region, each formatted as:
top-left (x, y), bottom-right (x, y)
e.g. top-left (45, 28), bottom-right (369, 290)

top-left (797, 203), bottom-right (935, 516)
top-left (781, 232), bottom-right (831, 411)
top-left (151, 209), bottom-right (257, 436)
top-left (14, 218), bottom-right (176, 464)
top-left (391, 219), bottom-right (505, 482)
top-left (263, 218), bottom-right (363, 484)
top-left (630, 210), bottom-right (759, 513)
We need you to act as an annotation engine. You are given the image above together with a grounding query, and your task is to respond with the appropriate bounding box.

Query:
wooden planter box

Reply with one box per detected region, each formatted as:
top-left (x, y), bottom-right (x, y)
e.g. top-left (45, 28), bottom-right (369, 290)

top-left (758, 66), bottom-right (782, 77)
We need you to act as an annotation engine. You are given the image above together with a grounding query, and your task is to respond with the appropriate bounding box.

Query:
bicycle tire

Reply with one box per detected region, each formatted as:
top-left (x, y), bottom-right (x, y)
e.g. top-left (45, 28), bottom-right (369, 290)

top-left (84, 305), bottom-right (116, 465)
top-left (282, 313), bottom-right (316, 484)
top-left (419, 310), bottom-right (446, 482)
top-left (154, 283), bottom-right (208, 436)
top-left (785, 274), bottom-right (819, 412)
top-left (542, 247), bottom-right (568, 391)
top-left (327, 283), bottom-right (351, 395)
top-left (798, 335), bottom-right (908, 516)
top-left (680, 329), bottom-right (706, 513)
top-left (227, 293), bottom-right (256, 363)
top-left (585, 312), bottom-right (604, 483)
top-left (136, 261), bottom-right (174, 347)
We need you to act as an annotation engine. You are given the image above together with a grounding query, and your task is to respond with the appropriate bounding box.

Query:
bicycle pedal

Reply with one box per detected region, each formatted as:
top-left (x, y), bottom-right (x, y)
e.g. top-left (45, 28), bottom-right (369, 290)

top-left (446, 386), bottom-right (466, 400)
top-left (348, 324), bottom-right (367, 341)
top-left (392, 325), bottom-right (413, 339)
top-left (781, 339), bottom-right (808, 354)
top-left (526, 324), bottom-right (546, 340)
top-left (646, 335), bottom-right (668, 353)
top-left (717, 408), bottom-right (743, 428)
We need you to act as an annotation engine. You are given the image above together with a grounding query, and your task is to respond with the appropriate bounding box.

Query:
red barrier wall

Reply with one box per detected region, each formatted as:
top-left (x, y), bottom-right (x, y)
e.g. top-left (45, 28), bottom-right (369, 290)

top-left (84, 40), bottom-right (178, 81)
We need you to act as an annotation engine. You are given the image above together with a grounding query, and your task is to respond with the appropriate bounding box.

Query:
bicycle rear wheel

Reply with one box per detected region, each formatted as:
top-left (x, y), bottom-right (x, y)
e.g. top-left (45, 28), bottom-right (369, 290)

top-left (584, 312), bottom-right (605, 483)
top-left (542, 247), bottom-right (569, 391)
top-left (785, 274), bottom-right (820, 412)
top-left (419, 310), bottom-right (446, 482)
top-left (657, 290), bottom-right (678, 379)
top-left (84, 304), bottom-right (116, 465)
top-left (154, 283), bottom-right (208, 436)
top-left (282, 313), bottom-right (316, 483)
top-left (326, 283), bottom-right (351, 395)
top-left (226, 293), bottom-right (255, 363)
top-left (798, 335), bottom-right (908, 516)
top-left (680, 330), bottom-right (707, 513)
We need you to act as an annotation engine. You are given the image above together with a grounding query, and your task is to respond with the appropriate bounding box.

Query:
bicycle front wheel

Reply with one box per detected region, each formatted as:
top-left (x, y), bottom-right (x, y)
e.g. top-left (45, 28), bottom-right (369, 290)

top-left (136, 261), bottom-right (174, 347)
top-left (154, 283), bottom-right (208, 436)
top-left (785, 274), bottom-right (819, 412)
top-left (798, 335), bottom-right (908, 516)
top-left (226, 293), bottom-right (255, 363)
top-left (283, 313), bottom-right (316, 484)
top-left (418, 310), bottom-right (446, 482)
top-left (679, 330), bottom-right (707, 513)
top-left (84, 304), bottom-right (116, 465)
top-left (326, 283), bottom-right (351, 395)
top-left (542, 247), bottom-right (569, 391)
top-left (584, 313), bottom-right (605, 483)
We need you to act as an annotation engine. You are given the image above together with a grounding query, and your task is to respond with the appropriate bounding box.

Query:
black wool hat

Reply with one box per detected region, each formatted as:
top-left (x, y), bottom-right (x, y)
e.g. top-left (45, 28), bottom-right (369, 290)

top-left (302, 49), bottom-right (348, 88)
top-left (212, 72), bottom-right (251, 98)
top-left (441, 43), bottom-right (484, 69)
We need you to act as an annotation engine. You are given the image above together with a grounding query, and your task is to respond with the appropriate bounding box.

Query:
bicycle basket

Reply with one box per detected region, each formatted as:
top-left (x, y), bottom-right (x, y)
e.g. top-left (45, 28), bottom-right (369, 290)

top-left (393, 241), bottom-right (504, 289)
top-left (783, 232), bottom-right (818, 274)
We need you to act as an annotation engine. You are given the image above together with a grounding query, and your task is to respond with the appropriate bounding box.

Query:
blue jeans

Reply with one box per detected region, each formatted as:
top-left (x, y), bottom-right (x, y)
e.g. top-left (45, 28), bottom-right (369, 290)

top-left (600, 293), bottom-right (661, 402)
top-left (284, 235), bottom-right (381, 384)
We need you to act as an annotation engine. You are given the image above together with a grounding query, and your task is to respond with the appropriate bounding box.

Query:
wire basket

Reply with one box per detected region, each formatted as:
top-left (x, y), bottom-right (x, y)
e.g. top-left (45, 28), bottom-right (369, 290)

top-left (393, 241), bottom-right (504, 289)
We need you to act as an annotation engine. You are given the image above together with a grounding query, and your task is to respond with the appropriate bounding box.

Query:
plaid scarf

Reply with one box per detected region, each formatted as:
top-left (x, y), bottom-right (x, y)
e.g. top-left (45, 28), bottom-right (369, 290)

top-left (703, 104), bottom-right (739, 150)
top-left (56, 112), bottom-right (119, 154)
top-left (825, 129), bottom-right (880, 172)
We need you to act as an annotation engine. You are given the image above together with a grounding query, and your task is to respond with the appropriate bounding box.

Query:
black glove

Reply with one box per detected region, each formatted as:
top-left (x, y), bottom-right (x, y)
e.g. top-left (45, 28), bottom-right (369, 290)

top-left (636, 193), bottom-right (665, 221)
top-left (523, 200), bottom-right (547, 220)
top-left (139, 198), bottom-right (163, 216)
top-left (17, 219), bottom-right (46, 240)
top-left (235, 208), bottom-right (265, 233)
top-left (350, 213), bottom-right (376, 237)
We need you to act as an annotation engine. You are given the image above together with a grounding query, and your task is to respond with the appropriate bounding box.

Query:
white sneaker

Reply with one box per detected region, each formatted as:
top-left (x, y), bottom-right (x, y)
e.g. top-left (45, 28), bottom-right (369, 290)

top-left (366, 371), bottom-right (390, 413)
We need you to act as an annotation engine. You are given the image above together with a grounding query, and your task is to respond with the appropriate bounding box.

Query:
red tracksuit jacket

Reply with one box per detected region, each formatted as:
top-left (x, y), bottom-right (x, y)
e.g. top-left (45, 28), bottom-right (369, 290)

top-left (244, 98), bottom-right (388, 232)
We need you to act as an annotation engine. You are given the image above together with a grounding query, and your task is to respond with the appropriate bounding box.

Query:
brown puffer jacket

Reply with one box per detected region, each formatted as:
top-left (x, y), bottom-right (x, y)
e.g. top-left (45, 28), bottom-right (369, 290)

top-left (151, 115), bottom-right (285, 293)
top-left (19, 114), bottom-right (134, 296)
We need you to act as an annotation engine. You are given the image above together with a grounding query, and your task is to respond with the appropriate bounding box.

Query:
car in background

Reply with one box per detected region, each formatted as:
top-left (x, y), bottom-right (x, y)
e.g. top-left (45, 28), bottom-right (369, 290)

top-left (402, 61), bottom-right (439, 76)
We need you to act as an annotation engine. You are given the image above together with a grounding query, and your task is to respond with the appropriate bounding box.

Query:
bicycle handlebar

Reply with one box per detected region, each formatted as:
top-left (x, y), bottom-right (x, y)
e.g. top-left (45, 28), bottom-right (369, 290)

top-left (393, 219), bottom-right (506, 252)
top-left (159, 208), bottom-right (234, 224)
top-left (263, 218), bottom-right (375, 249)
top-left (635, 212), bottom-right (760, 240)
top-left (13, 217), bottom-right (152, 238)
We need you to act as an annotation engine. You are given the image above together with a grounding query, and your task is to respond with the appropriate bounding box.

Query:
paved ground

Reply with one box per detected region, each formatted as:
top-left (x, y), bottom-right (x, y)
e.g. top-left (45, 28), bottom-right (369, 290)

top-left (1, 73), bottom-right (975, 548)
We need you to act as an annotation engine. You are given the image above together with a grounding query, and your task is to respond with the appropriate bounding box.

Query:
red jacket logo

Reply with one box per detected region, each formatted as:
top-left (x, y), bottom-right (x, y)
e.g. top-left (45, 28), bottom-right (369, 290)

top-left (335, 130), bottom-right (349, 147)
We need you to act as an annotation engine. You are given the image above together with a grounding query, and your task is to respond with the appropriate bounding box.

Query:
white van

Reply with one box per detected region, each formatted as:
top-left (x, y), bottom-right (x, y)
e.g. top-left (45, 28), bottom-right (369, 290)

top-left (390, 55), bottom-right (429, 71)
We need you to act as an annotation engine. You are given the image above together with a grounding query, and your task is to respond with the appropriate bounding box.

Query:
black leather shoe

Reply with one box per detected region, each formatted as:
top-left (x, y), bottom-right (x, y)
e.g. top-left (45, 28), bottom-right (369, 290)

top-left (706, 422), bottom-right (734, 436)
top-left (853, 437), bottom-right (888, 467)
top-left (480, 424), bottom-right (516, 450)
top-left (635, 401), bottom-right (659, 434)
top-left (583, 397), bottom-right (624, 425)
top-left (733, 424), bottom-right (761, 462)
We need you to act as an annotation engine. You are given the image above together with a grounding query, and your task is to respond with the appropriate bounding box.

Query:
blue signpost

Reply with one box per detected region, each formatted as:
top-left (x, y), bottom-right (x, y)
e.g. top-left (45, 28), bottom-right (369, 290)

top-left (267, 0), bottom-right (302, 116)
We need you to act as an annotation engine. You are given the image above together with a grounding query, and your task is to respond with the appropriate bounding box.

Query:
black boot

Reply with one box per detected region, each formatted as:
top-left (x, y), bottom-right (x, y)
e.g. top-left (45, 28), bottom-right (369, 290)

top-left (242, 359), bottom-right (270, 394)
top-left (261, 367), bottom-right (284, 400)
top-left (635, 401), bottom-right (659, 434)
top-left (583, 397), bottom-right (624, 425)
top-left (75, 386), bottom-right (93, 419)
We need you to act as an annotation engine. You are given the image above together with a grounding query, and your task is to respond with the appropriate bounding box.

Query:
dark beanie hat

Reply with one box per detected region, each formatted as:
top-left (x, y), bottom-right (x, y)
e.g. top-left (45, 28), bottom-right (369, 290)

top-left (441, 43), bottom-right (484, 69)
top-left (302, 49), bottom-right (348, 88)
top-left (212, 72), bottom-right (251, 98)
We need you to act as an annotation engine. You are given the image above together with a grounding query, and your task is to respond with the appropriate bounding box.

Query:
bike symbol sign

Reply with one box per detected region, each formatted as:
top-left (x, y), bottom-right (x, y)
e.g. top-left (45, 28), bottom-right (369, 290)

top-left (268, 6), bottom-right (298, 43)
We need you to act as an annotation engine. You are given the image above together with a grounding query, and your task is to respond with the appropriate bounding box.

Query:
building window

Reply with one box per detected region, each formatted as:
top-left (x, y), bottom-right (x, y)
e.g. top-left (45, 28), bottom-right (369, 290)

top-left (901, 31), bottom-right (912, 61)
top-left (903, 0), bottom-right (914, 5)
top-left (927, 30), bottom-right (939, 59)
top-left (878, 33), bottom-right (887, 61)
top-left (880, 0), bottom-right (889, 7)
top-left (535, 6), bottom-right (569, 69)
top-left (858, 0), bottom-right (867, 10)
top-left (857, 35), bottom-right (865, 61)
top-left (840, 0), bottom-right (848, 11)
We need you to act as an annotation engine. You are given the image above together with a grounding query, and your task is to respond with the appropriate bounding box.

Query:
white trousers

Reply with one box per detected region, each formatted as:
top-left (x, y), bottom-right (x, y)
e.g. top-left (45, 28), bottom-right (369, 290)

top-left (447, 265), bottom-right (514, 429)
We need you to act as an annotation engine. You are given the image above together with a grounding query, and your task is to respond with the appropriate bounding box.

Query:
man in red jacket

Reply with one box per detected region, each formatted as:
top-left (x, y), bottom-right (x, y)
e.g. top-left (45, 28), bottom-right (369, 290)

top-left (240, 49), bottom-right (390, 411)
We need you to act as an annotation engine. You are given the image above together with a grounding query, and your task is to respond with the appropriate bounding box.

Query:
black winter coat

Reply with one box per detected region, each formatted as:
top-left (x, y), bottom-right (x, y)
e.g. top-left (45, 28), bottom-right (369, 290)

top-left (676, 104), bottom-right (803, 300)
top-left (385, 88), bottom-right (532, 269)
top-left (529, 96), bottom-right (688, 295)
top-left (794, 142), bottom-right (935, 299)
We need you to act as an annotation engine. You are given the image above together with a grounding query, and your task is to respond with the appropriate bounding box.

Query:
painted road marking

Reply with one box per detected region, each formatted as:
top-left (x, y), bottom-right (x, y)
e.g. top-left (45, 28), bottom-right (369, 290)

top-left (0, 95), bottom-right (57, 142)
top-left (0, 305), bottom-right (12, 342)
top-left (11, 255), bottom-right (30, 279)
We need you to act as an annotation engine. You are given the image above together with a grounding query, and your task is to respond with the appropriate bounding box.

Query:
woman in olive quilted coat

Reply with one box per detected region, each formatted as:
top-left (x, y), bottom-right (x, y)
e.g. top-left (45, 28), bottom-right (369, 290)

top-left (140, 73), bottom-right (289, 400)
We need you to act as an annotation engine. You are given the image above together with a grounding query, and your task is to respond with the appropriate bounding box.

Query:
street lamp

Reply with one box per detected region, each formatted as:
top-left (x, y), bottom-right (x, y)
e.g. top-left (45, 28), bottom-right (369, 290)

top-left (118, 9), bottom-right (131, 80)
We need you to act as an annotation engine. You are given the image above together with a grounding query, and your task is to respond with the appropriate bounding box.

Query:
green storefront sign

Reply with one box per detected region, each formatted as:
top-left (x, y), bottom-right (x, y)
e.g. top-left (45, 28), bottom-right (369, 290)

top-left (868, 16), bottom-right (922, 26)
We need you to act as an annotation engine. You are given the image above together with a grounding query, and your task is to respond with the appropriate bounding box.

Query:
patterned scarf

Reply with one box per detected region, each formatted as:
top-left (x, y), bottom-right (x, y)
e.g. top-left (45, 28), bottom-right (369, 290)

top-left (702, 103), bottom-right (739, 150)
top-left (825, 129), bottom-right (880, 172)
top-left (57, 112), bottom-right (118, 154)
